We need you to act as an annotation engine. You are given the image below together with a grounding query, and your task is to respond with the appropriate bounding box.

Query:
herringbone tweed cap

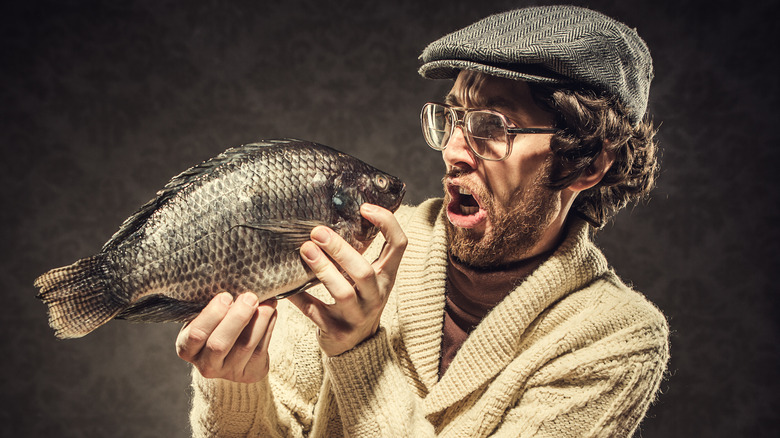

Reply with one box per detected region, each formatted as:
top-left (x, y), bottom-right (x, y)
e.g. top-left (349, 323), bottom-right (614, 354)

top-left (419, 5), bottom-right (653, 124)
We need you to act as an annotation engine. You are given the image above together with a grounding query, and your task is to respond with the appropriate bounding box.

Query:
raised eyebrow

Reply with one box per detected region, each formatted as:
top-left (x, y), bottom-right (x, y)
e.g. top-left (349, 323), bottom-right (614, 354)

top-left (443, 93), bottom-right (481, 108)
top-left (444, 94), bottom-right (460, 106)
top-left (484, 98), bottom-right (516, 114)
top-left (443, 94), bottom-right (514, 113)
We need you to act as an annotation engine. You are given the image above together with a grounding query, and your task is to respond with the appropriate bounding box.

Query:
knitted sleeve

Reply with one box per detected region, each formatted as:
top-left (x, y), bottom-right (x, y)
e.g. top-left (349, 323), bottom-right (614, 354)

top-left (324, 327), bottom-right (436, 436)
top-left (499, 325), bottom-right (668, 437)
top-left (321, 203), bottom-right (438, 436)
top-left (190, 372), bottom-right (287, 437)
top-left (494, 285), bottom-right (670, 437)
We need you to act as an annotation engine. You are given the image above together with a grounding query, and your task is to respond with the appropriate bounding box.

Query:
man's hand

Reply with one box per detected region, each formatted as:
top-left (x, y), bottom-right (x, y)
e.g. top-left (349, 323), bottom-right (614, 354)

top-left (176, 292), bottom-right (278, 383)
top-left (288, 204), bottom-right (407, 357)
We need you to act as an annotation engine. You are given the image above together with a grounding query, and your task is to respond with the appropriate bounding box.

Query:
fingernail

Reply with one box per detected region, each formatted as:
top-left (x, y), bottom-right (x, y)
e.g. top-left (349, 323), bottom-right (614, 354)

top-left (300, 242), bottom-right (319, 262)
top-left (361, 204), bottom-right (377, 214)
top-left (311, 227), bottom-right (330, 244)
top-left (242, 293), bottom-right (258, 306)
top-left (219, 292), bottom-right (233, 305)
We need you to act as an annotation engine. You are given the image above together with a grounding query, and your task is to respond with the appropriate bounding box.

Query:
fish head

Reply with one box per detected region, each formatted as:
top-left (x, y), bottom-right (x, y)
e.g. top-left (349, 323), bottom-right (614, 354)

top-left (361, 171), bottom-right (406, 213)
top-left (332, 170), bottom-right (406, 249)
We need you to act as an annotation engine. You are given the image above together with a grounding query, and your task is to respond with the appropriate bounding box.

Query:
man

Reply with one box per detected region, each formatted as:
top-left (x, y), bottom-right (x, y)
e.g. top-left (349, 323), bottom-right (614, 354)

top-left (176, 5), bottom-right (669, 437)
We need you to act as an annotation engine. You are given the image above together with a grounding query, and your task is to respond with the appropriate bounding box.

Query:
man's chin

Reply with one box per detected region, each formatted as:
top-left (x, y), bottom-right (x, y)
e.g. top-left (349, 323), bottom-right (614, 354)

top-left (445, 221), bottom-right (499, 267)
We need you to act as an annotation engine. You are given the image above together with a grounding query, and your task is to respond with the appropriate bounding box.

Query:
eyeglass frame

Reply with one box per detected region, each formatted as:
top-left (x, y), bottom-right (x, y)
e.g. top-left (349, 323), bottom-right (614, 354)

top-left (420, 102), bottom-right (558, 161)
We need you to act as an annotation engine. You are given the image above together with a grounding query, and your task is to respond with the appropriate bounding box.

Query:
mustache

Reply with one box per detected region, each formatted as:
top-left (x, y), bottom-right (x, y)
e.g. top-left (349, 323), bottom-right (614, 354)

top-left (442, 168), bottom-right (470, 184)
top-left (442, 169), bottom-right (495, 213)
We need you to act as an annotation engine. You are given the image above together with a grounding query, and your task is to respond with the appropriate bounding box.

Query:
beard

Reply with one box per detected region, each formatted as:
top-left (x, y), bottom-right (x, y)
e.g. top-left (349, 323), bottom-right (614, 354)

top-left (444, 167), bottom-right (560, 268)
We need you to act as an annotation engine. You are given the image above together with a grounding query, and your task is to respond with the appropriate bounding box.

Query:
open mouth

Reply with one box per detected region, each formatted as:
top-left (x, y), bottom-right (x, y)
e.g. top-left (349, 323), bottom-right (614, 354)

top-left (457, 186), bottom-right (480, 215)
top-left (446, 183), bottom-right (487, 228)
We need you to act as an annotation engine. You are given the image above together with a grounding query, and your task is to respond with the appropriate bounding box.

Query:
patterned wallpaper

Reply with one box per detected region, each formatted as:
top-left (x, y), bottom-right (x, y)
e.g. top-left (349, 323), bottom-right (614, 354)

top-left (2, 0), bottom-right (777, 436)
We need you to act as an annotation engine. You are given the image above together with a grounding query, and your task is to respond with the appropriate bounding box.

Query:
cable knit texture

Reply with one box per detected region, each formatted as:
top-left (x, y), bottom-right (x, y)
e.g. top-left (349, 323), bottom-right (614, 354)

top-left (189, 198), bottom-right (669, 437)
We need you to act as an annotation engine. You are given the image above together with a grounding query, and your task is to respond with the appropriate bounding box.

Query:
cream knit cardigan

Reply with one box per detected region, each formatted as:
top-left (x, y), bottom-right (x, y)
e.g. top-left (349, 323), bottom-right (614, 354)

top-left (189, 199), bottom-right (669, 437)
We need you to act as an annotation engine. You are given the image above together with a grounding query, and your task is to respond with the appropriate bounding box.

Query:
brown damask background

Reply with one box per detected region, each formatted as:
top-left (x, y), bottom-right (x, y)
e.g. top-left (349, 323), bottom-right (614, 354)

top-left (2, 0), bottom-right (778, 436)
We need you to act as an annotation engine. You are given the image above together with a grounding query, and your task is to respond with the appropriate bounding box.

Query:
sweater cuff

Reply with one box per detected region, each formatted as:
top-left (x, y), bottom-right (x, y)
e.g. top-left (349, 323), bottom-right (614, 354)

top-left (191, 367), bottom-right (272, 415)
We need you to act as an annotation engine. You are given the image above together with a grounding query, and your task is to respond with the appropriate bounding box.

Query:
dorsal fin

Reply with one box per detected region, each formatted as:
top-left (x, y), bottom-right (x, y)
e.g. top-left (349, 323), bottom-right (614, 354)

top-left (101, 139), bottom-right (309, 251)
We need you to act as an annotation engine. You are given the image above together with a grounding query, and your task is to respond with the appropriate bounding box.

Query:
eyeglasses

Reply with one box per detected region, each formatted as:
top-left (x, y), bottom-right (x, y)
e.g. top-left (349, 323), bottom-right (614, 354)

top-left (420, 102), bottom-right (558, 161)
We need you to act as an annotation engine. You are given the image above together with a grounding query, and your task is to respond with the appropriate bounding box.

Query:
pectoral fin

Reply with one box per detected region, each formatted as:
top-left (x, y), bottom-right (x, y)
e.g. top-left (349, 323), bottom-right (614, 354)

top-left (234, 220), bottom-right (327, 247)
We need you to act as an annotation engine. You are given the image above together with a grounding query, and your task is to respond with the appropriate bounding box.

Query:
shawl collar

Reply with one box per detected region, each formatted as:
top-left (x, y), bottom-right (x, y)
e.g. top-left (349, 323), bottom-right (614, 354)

top-left (394, 199), bottom-right (449, 394)
top-left (394, 200), bottom-right (610, 415)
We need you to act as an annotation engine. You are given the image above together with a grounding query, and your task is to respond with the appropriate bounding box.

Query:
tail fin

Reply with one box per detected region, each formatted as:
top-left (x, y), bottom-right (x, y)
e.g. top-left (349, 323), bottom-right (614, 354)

top-left (34, 254), bottom-right (126, 339)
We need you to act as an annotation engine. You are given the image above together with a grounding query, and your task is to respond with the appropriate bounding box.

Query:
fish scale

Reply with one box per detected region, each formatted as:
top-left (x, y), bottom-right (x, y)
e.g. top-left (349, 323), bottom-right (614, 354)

top-left (34, 139), bottom-right (405, 339)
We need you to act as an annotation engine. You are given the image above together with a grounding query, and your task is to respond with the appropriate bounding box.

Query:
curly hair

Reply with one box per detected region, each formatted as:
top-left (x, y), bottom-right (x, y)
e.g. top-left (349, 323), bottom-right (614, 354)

top-left (529, 84), bottom-right (660, 228)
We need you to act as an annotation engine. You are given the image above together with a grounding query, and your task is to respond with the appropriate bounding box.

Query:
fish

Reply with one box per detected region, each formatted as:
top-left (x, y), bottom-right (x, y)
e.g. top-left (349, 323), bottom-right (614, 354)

top-left (34, 138), bottom-right (406, 339)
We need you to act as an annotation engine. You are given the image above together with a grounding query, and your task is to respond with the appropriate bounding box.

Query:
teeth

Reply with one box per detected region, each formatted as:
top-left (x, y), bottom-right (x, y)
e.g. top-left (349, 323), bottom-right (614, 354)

top-left (451, 184), bottom-right (480, 215)
top-left (460, 205), bottom-right (479, 215)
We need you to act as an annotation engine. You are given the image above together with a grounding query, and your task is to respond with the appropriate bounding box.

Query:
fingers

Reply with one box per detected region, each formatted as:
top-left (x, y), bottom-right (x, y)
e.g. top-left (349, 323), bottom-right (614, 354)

top-left (176, 292), bottom-right (277, 382)
top-left (292, 205), bottom-right (407, 357)
top-left (299, 205), bottom-right (406, 303)
top-left (202, 293), bottom-right (261, 369)
top-left (360, 204), bottom-right (408, 279)
top-left (300, 237), bottom-right (361, 304)
top-left (176, 292), bottom-right (234, 362)
top-left (222, 300), bottom-right (278, 380)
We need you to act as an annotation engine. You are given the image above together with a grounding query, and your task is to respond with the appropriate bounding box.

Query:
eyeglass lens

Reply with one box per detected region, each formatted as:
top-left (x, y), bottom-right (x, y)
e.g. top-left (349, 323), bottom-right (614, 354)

top-left (421, 103), bottom-right (509, 160)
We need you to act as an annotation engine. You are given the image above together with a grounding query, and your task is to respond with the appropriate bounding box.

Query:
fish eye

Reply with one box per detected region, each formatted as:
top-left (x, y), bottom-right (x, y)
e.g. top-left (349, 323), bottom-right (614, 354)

top-left (373, 175), bottom-right (389, 191)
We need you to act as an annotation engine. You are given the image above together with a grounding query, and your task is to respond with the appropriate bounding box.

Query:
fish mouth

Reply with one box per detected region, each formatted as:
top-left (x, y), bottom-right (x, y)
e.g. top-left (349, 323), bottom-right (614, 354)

top-left (445, 180), bottom-right (487, 228)
top-left (358, 183), bottom-right (405, 246)
top-left (391, 182), bottom-right (407, 212)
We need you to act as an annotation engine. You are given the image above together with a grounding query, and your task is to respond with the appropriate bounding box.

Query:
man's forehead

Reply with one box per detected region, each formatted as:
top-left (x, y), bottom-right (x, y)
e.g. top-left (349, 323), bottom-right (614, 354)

top-left (446, 71), bottom-right (532, 111)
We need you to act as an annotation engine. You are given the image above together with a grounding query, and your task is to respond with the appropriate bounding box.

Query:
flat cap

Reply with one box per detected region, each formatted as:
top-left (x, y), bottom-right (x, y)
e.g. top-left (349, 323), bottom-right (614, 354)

top-left (419, 5), bottom-right (653, 124)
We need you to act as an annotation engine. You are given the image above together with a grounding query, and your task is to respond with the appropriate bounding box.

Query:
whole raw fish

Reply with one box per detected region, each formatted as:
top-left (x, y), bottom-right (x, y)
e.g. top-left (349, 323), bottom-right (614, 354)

top-left (34, 139), bottom-right (406, 339)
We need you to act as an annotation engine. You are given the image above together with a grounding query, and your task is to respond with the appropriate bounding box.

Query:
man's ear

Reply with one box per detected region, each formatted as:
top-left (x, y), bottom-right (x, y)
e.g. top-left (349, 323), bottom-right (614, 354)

top-left (568, 147), bottom-right (616, 192)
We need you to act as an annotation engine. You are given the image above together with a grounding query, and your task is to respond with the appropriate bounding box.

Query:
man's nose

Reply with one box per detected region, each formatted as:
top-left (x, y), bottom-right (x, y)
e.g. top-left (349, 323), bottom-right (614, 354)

top-left (442, 126), bottom-right (478, 170)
